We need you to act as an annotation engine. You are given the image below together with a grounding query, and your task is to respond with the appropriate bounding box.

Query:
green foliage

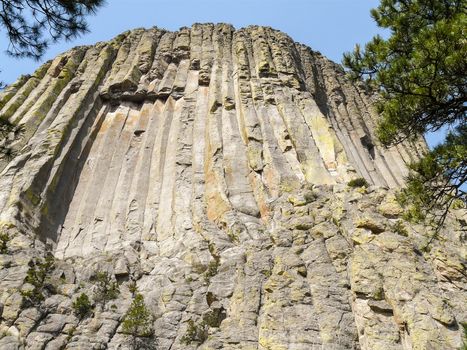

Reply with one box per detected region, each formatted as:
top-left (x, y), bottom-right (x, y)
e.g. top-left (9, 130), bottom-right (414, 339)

top-left (226, 230), bottom-right (240, 243)
top-left (304, 190), bottom-right (318, 203)
top-left (343, 0), bottom-right (465, 144)
top-left (347, 177), bottom-right (369, 188)
top-left (0, 0), bottom-right (104, 88)
top-left (0, 0), bottom-right (105, 60)
top-left (0, 142), bottom-right (16, 163)
top-left (0, 330), bottom-right (12, 339)
top-left (0, 121), bottom-right (24, 162)
top-left (391, 220), bottom-right (409, 237)
top-left (66, 326), bottom-right (76, 341)
top-left (181, 319), bottom-right (208, 345)
top-left (181, 309), bottom-right (226, 345)
top-left (461, 322), bottom-right (467, 350)
top-left (204, 259), bottom-right (219, 283)
top-left (0, 232), bottom-right (10, 254)
top-left (344, 0), bottom-right (466, 233)
top-left (205, 244), bottom-right (221, 283)
top-left (72, 293), bottom-right (93, 319)
top-left (396, 125), bottom-right (466, 233)
top-left (21, 253), bottom-right (55, 306)
top-left (0, 119), bottom-right (14, 139)
top-left (1, 122), bottom-right (24, 138)
top-left (122, 293), bottom-right (153, 338)
top-left (128, 281), bottom-right (138, 296)
top-left (92, 271), bottom-right (119, 305)
top-left (202, 308), bottom-right (226, 328)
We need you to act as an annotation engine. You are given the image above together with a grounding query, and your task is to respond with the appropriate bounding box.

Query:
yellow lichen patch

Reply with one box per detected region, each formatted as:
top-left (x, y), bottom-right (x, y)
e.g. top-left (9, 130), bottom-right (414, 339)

top-left (0, 75), bottom-right (30, 111)
top-left (378, 193), bottom-right (403, 218)
top-left (352, 228), bottom-right (375, 245)
top-left (302, 159), bottom-right (334, 185)
top-left (17, 49), bottom-right (85, 144)
top-left (355, 216), bottom-right (385, 234)
top-left (25, 188), bottom-right (41, 206)
top-left (308, 114), bottom-right (336, 163)
top-left (1, 76), bottom-right (42, 121)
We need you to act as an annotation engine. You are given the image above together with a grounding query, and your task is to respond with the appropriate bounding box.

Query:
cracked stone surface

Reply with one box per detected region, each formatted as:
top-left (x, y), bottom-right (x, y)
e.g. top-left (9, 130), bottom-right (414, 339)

top-left (0, 24), bottom-right (465, 349)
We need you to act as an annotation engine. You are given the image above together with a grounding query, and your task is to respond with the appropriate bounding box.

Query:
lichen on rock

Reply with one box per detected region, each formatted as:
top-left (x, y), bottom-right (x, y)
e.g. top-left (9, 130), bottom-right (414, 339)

top-left (0, 24), bottom-right (465, 350)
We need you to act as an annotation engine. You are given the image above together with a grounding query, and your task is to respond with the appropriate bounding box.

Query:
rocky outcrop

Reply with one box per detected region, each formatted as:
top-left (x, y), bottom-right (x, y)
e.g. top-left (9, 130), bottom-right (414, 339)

top-left (0, 24), bottom-right (465, 349)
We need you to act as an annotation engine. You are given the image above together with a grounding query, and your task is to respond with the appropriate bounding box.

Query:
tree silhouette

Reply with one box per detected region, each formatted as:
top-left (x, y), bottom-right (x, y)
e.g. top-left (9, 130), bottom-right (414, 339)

top-left (0, 0), bottom-right (105, 87)
top-left (344, 0), bottom-right (466, 234)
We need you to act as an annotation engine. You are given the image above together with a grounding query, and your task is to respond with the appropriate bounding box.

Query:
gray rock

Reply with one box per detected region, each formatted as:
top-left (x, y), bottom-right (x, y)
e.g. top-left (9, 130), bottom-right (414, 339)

top-left (0, 24), bottom-right (465, 350)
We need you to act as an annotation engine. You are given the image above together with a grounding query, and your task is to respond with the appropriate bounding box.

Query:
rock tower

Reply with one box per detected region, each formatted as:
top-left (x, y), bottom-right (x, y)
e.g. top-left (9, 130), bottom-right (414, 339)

top-left (0, 24), bottom-right (465, 349)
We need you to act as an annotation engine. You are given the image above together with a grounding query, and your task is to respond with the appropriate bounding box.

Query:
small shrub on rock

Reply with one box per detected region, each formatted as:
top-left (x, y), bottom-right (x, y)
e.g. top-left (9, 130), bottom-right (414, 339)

top-left (122, 293), bottom-right (153, 338)
top-left (461, 322), bottom-right (467, 350)
top-left (0, 232), bottom-right (10, 254)
top-left (72, 293), bottom-right (93, 319)
top-left (347, 177), bottom-right (369, 188)
top-left (128, 281), bottom-right (138, 296)
top-left (66, 326), bottom-right (76, 341)
top-left (181, 309), bottom-right (225, 345)
top-left (21, 253), bottom-right (55, 306)
top-left (303, 190), bottom-right (318, 203)
top-left (181, 319), bottom-right (208, 345)
top-left (204, 260), bottom-right (219, 283)
top-left (92, 271), bottom-right (119, 305)
top-left (202, 308), bottom-right (226, 328)
top-left (392, 220), bottom-right (409, 237)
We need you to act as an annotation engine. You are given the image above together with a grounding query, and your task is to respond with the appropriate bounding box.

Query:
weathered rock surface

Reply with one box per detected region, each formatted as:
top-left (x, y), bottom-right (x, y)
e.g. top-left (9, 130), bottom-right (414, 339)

top-left (0, 24), bottom-right (465, 349)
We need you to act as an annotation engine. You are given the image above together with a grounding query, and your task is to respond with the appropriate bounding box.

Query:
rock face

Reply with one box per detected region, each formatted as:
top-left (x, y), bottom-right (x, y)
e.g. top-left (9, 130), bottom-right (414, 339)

top-left (0, 24), bottom-right (465, 350)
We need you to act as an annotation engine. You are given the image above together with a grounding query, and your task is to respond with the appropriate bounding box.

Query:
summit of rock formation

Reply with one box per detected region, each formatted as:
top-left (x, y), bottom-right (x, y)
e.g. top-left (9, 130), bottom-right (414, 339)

top-left (0, 24), bottom-right (465, 349)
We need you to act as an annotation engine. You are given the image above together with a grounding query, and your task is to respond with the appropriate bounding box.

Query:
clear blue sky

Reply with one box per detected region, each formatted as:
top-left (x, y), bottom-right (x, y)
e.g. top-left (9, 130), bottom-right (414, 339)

top-left (0, 0), bottom-right (443, 146)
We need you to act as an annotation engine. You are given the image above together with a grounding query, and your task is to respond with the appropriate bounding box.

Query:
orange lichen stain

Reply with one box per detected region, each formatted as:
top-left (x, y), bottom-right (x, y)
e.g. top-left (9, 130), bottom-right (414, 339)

top-left (205, 170), bottom-right (230, 222)
top-left (204, 141), bottom-right (230, 222)
top-left (97, 112), bottom-right (114, 133)
top-left (248, 173), bottom-right (270, 221)
top-left (263, 166), bottom-right (281, 198)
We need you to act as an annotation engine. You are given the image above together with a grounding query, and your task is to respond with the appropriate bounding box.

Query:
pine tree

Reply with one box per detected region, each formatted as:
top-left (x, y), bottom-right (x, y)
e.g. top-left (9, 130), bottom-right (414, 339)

top-left (122, 293), bottom-right (153, 338)
top-left (92, 271), bottom-right (119, 305)
top-left (72, 293), bottom-right (93, 319)
top-left (0, 0), bottom-right (105, 59)
top-left (0, 0), bottom-right (105, 86)
top-left (343, 0), bottom-right (466, 231)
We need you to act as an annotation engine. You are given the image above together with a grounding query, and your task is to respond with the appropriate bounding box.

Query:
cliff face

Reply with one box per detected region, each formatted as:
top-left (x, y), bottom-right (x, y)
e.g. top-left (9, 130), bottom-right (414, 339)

top-left (0, 24), bottom-right (465, 350)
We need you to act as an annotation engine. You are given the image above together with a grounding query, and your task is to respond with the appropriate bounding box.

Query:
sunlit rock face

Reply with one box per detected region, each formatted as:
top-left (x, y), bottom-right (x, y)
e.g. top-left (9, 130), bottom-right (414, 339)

top-left (0, 24), bottom-right (464, 350)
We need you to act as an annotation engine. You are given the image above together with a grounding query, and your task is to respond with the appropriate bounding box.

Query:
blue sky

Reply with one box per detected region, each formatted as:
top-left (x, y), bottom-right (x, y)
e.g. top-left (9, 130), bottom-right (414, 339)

top-left (0, 0), bottom-right (443, 146)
